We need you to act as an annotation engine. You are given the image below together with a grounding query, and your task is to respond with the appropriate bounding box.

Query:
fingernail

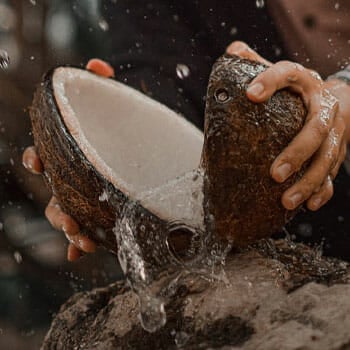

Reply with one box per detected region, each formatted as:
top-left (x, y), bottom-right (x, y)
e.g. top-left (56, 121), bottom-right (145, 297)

top-left (289, 192), bottom-right (303, 208)
top-left (247, 83), bottom-right (264, 97)
top-left (22, 160), bottom-right (32, 170)
top-left (312, 197), bottom-right (322, 209)
top-left (22, 160), bottom-right (41, 175)
top-left (274, 163), bottom-right (292, 182)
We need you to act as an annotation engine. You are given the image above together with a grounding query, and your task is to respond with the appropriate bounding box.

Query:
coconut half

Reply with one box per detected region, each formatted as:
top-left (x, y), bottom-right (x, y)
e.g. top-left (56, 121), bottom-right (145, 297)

top-left (30, 67), bottom-right (204, 254)
top-left (30, 56), bottom-right (308, 256)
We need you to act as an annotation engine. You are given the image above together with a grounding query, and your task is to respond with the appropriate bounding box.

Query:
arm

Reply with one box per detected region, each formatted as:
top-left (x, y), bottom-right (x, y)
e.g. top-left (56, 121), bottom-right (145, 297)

top-left (227, 41), bottom-right (349, 211)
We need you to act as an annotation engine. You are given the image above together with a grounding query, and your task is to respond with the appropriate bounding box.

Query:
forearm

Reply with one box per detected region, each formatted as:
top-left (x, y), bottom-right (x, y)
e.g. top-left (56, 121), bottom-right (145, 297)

top-left (326, 65), bottom-right (350, 144)
top-left (324, 79), bottom-right (350, 144)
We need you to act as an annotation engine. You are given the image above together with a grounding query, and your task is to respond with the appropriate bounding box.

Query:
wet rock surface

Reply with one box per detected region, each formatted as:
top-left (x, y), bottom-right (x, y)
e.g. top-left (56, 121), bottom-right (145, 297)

top-left (42, 239), bottom-right (350, 350)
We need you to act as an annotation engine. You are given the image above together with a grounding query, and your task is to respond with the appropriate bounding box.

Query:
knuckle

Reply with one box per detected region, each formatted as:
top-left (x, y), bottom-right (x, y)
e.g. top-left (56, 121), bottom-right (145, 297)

top-left (324, 180), bottom-right (334, 198)
top-left (299, 177), bottom-right (319, 198)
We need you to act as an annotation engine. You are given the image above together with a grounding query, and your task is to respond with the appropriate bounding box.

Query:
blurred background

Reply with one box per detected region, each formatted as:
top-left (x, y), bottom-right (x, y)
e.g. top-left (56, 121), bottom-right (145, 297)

top-left (1, 0), bottom-right (350, 348)
top-left (0, 1), bottom-right (121, 348)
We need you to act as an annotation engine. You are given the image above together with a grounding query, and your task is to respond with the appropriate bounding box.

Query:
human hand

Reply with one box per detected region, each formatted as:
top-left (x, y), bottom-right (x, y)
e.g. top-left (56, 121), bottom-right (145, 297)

top-left (23, 59), bottom-right (115, 261)
top-left (226, 41), bottom-right (347, 211)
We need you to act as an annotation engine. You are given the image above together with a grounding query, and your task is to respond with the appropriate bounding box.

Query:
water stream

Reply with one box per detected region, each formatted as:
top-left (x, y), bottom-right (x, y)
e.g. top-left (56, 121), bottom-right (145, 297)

top-left (0, 50), bottom-right (10, 70)
top-left (111, 169), bottom-right (232, 332)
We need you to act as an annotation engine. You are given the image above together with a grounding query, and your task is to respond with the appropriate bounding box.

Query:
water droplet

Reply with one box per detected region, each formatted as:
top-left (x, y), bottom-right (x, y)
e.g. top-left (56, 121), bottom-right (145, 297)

top-left (176, 64), bottom-right (190, 80)
top-left (297, 223), bottom-right (313, 238)
top-left (98, 190), bottom-right (109, 202)
top-left (274, 47), bottom-right (282, 57)
top-left (230, 27), bottom-right (238, 36)
top-left (0, 50), bottom-right (10, 69)
top-left (14, 251), bottom-right (23, 264)
top-left (139, 295), bottom-right (166, 333)
top-left (175, 331), bottom-right (190, 347)
top-left (98, 18), bottom-right (109, 31)
top-left (335, 2), bottom-right (340, 10)
top-left (256, 0), bottom-right (265, 8)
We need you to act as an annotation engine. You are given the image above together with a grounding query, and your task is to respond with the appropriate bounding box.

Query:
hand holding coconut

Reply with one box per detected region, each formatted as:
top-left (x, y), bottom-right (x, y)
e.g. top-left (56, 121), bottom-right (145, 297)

top-left (23, 59), bottom-right (115, 261)
top-left (23, 47), bottom-right (349, 259)
top-left (227, 41), bottom-right (348, 212)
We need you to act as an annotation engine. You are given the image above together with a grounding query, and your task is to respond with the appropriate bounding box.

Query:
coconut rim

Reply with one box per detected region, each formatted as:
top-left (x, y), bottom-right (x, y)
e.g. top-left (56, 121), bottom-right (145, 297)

top-left (40, 66), bottom-right (204, 222)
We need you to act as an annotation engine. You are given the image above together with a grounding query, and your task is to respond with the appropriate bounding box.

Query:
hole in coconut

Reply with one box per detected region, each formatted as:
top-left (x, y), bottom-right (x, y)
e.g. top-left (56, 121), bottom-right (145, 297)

top-left (166, 222), bottom-right (204, 264)
top-left (214, 88), bottom-right (231, 103)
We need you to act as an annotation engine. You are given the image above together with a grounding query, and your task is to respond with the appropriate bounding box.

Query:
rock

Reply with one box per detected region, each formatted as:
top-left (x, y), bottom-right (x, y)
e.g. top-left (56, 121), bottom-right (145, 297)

top-left (41, 240), bottom-right (350, 350)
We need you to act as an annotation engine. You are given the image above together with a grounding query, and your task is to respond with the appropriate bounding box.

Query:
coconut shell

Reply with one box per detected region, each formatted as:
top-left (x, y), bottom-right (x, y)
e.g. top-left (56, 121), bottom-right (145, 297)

top-left (31, 55), bottom-right (308, 255)
top-left (30, 70), bottom-right (179, 277)
top-left (202, 55), bottom-right (307, 246)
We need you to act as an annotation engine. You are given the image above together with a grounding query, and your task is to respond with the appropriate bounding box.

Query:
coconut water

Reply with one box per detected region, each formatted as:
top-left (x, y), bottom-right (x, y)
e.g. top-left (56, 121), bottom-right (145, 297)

top-left (111, 169), bottom-right (232, 332)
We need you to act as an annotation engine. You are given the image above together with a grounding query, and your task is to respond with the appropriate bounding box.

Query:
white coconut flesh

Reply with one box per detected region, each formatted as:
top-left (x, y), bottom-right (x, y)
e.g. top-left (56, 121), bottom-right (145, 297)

top-left (52, 67), bottom-right (204, 222)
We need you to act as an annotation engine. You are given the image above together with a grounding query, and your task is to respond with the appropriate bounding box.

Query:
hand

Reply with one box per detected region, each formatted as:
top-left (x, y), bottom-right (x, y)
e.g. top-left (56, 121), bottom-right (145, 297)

top-left (226, 41), bottom-right (348, 212)
top-left (23, 59), bottom-right (115, 261)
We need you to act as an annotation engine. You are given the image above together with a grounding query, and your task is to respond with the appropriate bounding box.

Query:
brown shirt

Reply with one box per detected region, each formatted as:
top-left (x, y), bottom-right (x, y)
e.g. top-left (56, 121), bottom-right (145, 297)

top-left (268, 0), bottom-right (350, 77)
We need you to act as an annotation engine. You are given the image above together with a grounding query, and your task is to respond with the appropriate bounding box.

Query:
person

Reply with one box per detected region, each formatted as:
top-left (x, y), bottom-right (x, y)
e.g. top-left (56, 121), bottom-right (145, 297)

top-left (22, 0), bottom-right (350, 261)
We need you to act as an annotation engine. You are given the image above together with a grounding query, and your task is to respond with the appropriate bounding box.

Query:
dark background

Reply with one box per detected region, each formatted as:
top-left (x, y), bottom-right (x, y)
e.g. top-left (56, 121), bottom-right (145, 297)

top-left (0, 1), bottom-right (122, 348)
top-left (0, 0), bottom-right (350, 348)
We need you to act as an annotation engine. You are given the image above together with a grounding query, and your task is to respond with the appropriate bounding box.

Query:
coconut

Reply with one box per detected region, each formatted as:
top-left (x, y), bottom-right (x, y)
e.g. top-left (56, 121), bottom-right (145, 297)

top-left (30, 55), bottom-right (307, 254)
top-left (202, 55), bottom-right (307, 246)
top-left (30, 67), bottom-right (204, 255)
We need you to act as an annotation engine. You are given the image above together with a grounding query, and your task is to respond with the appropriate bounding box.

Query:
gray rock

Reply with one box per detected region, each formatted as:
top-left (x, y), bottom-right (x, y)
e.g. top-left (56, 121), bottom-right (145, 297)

top-left (41, 240), bottom-right (350, 350)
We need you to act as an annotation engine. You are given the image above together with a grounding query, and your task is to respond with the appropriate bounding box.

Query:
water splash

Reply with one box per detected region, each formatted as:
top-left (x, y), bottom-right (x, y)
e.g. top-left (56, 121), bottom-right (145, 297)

top-left (98, 18), bottom-right (109, 31)
top-left (319, 89), bottom-right (337, 126)
top-left (176, 64), bottom-right (190, 80)
top-left (0, 50), bottom-right (10, 69)
top-left (113, 169), bottom-right (232, 332)
top-left (256, 0), bottom-right (265, 9)
top-left (230, 27), bottom-right (238, 36)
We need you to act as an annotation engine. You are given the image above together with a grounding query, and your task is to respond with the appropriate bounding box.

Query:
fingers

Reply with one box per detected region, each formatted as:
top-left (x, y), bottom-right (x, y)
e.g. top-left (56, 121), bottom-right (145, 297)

top-left (280, 129), bottom-right (340, 210)
top-left (22, 146), bottom-right (43, 174)
top-left (65, 233), bottom-right (97, 254)
top-left (271, 92), bottom-right (338, 183)
top-left (45, 197), bottom-right (97, 255)
top-left (306, 176), bottom-right (334, 211)
top-left (45, 197), bottom-right (79, 233)
top-left (246, 61), bottom-right (321, 103)
top-left (86, 58), bottom-right (115, 78)
top-left (67, 243), bottom-right (82, 262)
top-left (226, 41), bottom-right (272, 66)
top-left (280, 117), bottom-right (345, 210)
top-left (237, 52), bottom-right (344, 211)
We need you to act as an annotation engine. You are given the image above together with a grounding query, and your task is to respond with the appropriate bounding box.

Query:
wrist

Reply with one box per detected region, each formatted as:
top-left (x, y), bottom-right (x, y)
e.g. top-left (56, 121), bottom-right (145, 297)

top-left (324, 78), bottom-right (350, 143)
